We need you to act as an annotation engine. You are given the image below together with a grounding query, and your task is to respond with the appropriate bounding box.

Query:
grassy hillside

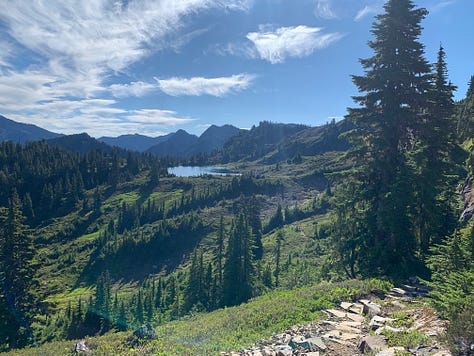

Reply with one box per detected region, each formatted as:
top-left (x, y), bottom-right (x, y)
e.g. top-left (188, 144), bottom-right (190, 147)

top-left (3, 279), bottom-right (389, 355)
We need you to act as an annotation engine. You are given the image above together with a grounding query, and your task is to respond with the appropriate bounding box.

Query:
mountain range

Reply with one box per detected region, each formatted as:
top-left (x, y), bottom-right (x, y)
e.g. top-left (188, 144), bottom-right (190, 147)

top-left (0, 115), bottom-right (242, 157)
top-left (0, 114), bottom-right (350, 161)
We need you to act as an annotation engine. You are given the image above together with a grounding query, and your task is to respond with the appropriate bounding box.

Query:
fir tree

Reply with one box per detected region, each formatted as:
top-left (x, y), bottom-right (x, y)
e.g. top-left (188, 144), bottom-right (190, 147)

top-left (413, 44), bottom-right (457, 253)
top-left (222, 215), bottom-right (254, 306)
top-left (343, 0), bottom-right (432, 276)
top-left (274, 231), bottom-right (282, 287)
top-left (94, 270), bottom-right (111, 333)
top-left (0, 190), bottom-right (36, 349)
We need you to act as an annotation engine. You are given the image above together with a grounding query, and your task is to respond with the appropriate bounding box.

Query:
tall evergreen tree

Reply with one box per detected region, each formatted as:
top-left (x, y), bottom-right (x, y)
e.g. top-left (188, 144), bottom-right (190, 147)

top-left (413, 44), bottom-right (457, 253)
top-left (246, 196), bottom-right (263, 260)
top-left (215, 215), bottom-right (224, 306)
top-left (184, 250), bottom-right (204, 311)
top-left (0, 190), bottom-right (36, 349)
top-left (94, 270), bottom-right (111, 332)
top-left (457, 75), bottom-right (474, 139)
top-left (222, 215), bottom-right (254, 306)
top-left (274, 231), bottom-right (283, 287)
top-left (343, 0), bottom-right (432, 275)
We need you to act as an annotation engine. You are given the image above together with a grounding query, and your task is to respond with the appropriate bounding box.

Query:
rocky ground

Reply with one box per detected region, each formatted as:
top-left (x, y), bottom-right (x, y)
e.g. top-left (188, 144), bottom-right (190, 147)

top-left (221, 279), bottom-right (451, 356)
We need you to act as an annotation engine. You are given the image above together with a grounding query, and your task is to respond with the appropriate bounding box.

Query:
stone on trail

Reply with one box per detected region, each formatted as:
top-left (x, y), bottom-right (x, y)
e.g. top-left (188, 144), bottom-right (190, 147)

top-left (306, 337), bottom-right (327, 351)
top-left (289, 335), bottom-right (327, 352)
top-left (374, 325), bottom-right (404, 335)
top-left (390, 287), bottom-right (407, 296)
top-left (369, 315), bottom-right (395, 330)
top-left (274, 344), bottom-right (292, 356)
top-left (360, 299), bottom-right (382, 317)
top-left (325, 308), bottom-right (346, 318)
top-left (390, 299), bottom-right (406, 309)
top-left (340, 301), bottom-right (353, 310)
top-left (346, 312), bottom-right (365, 323)
top-left (376, 346), bottom-right (406, 356)
top-left (340, 320), bottom-right (362, 328)
top-left (336, 323), bottom-right (362, 335)
top-left (349, 302), bottom-right (364, 314)
top-left (358, 335), bottom-right (388, 353)
top-left (323, 329), bottom-right (359, 341)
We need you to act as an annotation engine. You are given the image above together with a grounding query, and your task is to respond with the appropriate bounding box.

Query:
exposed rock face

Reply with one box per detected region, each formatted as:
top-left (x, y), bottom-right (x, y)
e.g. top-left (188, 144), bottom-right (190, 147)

top-left (461, 176), bottom-right (474, 222)
top-left (74, 340), bottom-right (90, 354)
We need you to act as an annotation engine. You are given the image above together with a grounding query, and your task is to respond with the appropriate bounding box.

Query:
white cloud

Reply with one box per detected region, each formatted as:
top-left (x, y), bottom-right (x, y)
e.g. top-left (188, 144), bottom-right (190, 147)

top-left (156, 74), bottom-right (256, 96)
top-left (109, 81), bottom-right (158, 98)
top-left (354, 5), bottom-right (380, 21)
top-left (0, 0), bottom-right (251, 136)
top-left (208, 41), bottom-right (257, 59)
top-left (0, 40), bottom-right (15, 68)
top-left (8, 104), bottom-right (194, 138)
top-left (170, 28), bottom-right (210, 53)
top-left (0, 0), bottom-right (250, 75)
top-left (314, 0), bottom-right (338, 19)
top-left (315, 0), bottom-right (384, 21)
top-left (126, 109), bottom-right (194, 125)
top-left (246, 25), bottom-right (343, 64)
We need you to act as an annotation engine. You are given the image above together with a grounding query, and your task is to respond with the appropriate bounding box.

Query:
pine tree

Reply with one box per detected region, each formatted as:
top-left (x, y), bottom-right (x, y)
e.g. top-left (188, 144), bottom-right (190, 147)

top-left (136, 290), bottom-right (144, 325)
top-left (94, 270), bottom-right (111, 332)
top-left (222, 215), bottom-right (254, 306)
top-left (215, 216), bottom-right (224, 306)
top-left (413, 44), bottom-right (457, 253)
top-left (343, 0), bottom-right (432, 276)
top-left (427, 224), bottom-right (474, 353)
top-left (246, 196), bottom-right (263, 260)
top-left (184, 250), bottom-right (204, 311)
top-left (457, 75), bottom-right (474, 139)
top-left (274, 231), bottom-right (282, 287)
top-left (0, 190), bottom-right (36, 349)
top-left (330, 180), bottom-right (367, 277)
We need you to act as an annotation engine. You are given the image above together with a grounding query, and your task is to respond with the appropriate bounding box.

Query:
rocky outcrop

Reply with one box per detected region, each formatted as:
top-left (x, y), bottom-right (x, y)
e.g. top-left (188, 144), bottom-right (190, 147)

top-left (461, 176), bottom-right (474, 222)
top-left (74, 340), bottom-right (91, 354)
top-left (222, 280), bottom-right (451, 356)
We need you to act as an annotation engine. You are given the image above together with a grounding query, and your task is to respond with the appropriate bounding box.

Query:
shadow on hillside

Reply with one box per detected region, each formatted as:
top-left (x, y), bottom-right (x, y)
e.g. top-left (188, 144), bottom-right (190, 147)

top-left (75, 217), bottom-right (207, 286)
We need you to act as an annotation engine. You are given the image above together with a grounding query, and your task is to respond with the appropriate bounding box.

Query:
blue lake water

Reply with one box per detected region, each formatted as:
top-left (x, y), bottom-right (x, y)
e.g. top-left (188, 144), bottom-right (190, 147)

top-left (167, 166), bottom-right (240, 177)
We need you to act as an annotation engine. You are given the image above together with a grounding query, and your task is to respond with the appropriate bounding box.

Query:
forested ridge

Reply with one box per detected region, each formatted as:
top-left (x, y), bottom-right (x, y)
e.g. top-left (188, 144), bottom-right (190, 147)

top-left (0, 0), bottom-right (473, 354)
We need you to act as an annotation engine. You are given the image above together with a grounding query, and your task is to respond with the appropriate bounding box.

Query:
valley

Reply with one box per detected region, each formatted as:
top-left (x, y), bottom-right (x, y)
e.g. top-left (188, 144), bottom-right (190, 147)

top-left (1, 1), bottom-right (474, 355)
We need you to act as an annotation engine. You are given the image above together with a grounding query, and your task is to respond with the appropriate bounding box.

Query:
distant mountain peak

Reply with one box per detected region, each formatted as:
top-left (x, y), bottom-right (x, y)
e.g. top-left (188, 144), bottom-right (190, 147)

top-left (47, 133), bottom-right (114, 153)
top-left (145, 125), bottom-right (240, 158)
top-left (0, 115), bottom-right (62, 143)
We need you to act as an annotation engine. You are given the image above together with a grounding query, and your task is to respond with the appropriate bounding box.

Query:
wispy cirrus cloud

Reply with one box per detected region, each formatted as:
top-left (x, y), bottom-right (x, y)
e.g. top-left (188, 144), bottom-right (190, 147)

top-left (156, 74), bottom-right (256, 96)
top-left (109, 81), bottom-right (158, 98)
top-left (0, 0), bottom-right (252, 136)
top-left (429, 1), bottom-right (456, 14)
top-left (0, 0), bottom-right (252, 75)
top-left (314, 0), bottom-right (338, 19)
top-left (246, 25), bottom-right (343, 64)
top-left (0, 40), bottom-right (15, 68)
top-left (315, 0), bottom-right (383, 21)
top-left (354, 5), bottom-right (381, 21)
top-left (126, 109), bottom-right (194, 125)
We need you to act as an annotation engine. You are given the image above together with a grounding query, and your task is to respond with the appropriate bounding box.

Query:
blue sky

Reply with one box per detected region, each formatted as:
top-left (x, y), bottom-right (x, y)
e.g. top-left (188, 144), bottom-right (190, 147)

top-left (0, 0), bottom-right (472, 138)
